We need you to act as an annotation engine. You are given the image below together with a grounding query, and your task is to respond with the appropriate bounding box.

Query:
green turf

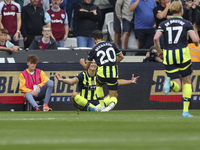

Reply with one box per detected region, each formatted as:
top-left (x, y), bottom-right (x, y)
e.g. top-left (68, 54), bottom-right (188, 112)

top-left (0, 110), bottom-right (200, 150)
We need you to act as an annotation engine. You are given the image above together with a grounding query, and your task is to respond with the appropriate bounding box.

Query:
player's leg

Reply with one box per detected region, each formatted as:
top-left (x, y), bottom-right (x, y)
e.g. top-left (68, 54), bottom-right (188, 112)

top-left (182, 75), bottom-right (193, 117)
top-left (71, 92), bottom-right (96, 111)
top-left (179, 61), bottom-right (193, 117)
top-left (163, 64), bottom-right (181, 94)
top-left (101, 78), bottom-right (118, 112)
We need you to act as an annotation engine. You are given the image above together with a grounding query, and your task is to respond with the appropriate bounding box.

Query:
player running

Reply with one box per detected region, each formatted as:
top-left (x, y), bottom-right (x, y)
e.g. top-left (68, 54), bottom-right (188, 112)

top-left (154, 1), bottom-right (199, 117)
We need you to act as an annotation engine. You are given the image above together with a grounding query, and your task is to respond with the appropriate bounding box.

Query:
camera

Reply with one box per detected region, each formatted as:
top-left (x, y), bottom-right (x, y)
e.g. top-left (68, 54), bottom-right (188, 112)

top-left (148, 51), bottom-right (158, 61)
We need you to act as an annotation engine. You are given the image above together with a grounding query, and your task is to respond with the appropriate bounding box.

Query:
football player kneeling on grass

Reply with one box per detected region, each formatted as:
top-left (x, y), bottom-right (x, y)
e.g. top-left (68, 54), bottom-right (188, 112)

top-left (55, 60), bottom-right (139, 112)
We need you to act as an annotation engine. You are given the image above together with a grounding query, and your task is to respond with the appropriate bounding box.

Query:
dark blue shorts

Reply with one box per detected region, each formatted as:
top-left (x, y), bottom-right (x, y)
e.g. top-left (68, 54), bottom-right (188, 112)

top-left (122, 18), bottom-right (133, 33)
top-left (165, 60), bottom-right (193, 79)
top-left (96, 75), bottom-right (118, 91)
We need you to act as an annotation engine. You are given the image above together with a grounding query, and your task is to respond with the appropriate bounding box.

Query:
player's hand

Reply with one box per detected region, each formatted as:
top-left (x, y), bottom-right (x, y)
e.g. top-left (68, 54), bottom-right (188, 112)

top-left (80, 58), bottom-right (85, 65)
top-left (131, 74), bottom-right (139, 84)
top-left (14, 32), bottom-right (19, 41)
top-left (55, 74), bottom-right (63, 81)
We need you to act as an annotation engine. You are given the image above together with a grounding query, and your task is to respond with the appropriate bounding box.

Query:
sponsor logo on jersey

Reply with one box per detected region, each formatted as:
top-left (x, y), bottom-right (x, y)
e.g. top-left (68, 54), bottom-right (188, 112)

top-left (51, 19), bottom-right (63, 24)
top-left (3, 11), bottom-right (15, 16)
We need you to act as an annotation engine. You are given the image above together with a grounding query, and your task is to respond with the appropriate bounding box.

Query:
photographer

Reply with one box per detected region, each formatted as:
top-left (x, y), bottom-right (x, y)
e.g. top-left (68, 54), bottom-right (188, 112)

top-left (143, 46), bottom-right (163, 62)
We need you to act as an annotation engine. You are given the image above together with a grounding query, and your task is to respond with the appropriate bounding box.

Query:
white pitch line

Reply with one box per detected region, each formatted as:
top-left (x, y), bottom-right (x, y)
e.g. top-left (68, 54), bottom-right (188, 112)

top-left (0, 118), bottom-right (55, 121)
top-left (0, 137), bottom-right (200, 145)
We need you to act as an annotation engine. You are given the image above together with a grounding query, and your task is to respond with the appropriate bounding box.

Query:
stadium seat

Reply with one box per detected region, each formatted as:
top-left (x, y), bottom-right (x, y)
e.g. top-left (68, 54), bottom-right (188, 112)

top-left (107, 20), bottom-right (114, 41)
top-left (103, 12), bottom-right (114, 41)
top-left (126, 30), bottom-right (138, 56)
top-left (73, 47), bottom-right (92, 50)
top-left (127, 30), bottom-right (138, 49)
top-left (64, 37), bottom-right (77, 48)
top-left (57, 47), bottom-right (71, 50)
top-left (19, 33), bottom-right (24, 49)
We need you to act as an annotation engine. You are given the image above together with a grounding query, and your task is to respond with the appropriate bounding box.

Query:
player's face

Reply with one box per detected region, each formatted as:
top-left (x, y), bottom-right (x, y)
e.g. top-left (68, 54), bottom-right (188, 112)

top-left (52, 0), bottom-right (61, 7)
top-left (27, 62), bottom-right (37, 72)
top-left (89, 60), bottom-right (97, 71)
top-left (0, 32), bottom-right (7, 43)
top-left (84, 0), bottom-right (92, 4)
top-left (30, 0), bottom-right (39, 6)
top-left (42, 28), bottom-right (51, 38)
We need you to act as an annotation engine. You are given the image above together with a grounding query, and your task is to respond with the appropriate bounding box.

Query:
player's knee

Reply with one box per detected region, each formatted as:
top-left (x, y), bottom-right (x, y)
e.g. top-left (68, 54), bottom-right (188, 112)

top-left (71, 92), bottom-right (78, 99)
top-left (115, 93), bottom-right (118, 98)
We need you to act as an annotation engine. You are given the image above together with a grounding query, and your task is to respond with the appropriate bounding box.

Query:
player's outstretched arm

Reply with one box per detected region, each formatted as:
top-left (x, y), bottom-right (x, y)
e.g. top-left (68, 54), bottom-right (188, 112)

top-left (118, 74), bottom-right (139, 86)
top-left (55, 74), bottom-right (78, 85)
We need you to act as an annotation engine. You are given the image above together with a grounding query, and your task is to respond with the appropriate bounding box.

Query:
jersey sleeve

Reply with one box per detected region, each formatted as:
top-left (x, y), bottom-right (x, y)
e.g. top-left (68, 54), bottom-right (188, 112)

top-left (44, 12), bottom-right (51, 24)
top-left (157, 23), bottom-right (164, 33)
top-left (87, 48), bottom-right (95, 62)
top-left (64, 12), bottom-right (68, 25)
top-left (76, 72), bottom-right (84, 83)
top-left (186, 21), bottom-right (194, 33)
top-left (113, 43), bottom-right (122, 55)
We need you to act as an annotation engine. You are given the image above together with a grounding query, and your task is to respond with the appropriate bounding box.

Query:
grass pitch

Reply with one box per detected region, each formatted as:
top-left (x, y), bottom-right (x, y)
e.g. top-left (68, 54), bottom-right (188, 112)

top-left (0, 110), bottom-right (200, 150)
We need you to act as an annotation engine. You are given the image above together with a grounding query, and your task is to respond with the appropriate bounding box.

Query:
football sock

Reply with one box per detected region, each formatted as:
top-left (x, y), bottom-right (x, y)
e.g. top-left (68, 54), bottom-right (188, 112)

top-left (110, 97), bottom-right (118, 106)
top-left (103, 96), bottom-right (110, 107)
top-left (170, 81), bottom-right (180, 92)
top-left (74, 95), bottom-right (89, 108)
top-left (182, 84), bottom-right (192, 112)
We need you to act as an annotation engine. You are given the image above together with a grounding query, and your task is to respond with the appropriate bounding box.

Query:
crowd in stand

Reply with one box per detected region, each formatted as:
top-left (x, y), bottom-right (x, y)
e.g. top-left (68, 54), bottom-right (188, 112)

top-left (0, 0), bottom-right (200, 60)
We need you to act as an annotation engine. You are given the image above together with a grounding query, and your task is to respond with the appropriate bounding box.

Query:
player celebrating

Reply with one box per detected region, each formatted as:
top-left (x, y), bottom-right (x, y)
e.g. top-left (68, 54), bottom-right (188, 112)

top-left (80, 30), bottom-right (124, 112)
top-left (154, 1), bottom-right (199, 117)
top-left (55, 60), bottom-right (139, 112)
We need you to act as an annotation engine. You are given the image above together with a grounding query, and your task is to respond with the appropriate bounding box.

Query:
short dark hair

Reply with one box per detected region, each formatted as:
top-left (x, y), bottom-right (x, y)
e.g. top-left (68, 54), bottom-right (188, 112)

top-left (0, 28), bottom-right (8, 34)
top-left (27, 54), bottom-right (39, 64)
top-left (92, 30), bottom-right (104, 40)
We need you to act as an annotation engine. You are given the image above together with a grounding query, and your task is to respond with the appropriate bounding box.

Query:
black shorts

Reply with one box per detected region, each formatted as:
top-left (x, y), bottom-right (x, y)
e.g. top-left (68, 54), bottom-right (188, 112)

top-left (164, 60), bottom-right (192, 79)
top-left (96, 75), bottom-right (118, 91)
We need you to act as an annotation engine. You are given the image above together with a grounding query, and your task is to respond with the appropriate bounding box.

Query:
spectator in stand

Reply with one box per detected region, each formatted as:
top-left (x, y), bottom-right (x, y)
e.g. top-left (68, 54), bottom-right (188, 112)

top-left (23, 0), bottom-right (49, 12)
top-left (45, 0), bottom-right (69, 47)
top-left (153, 0), bottom-right (172, 48)
top-left (66, 0), bottom-right (79, 36)
top-left (0, 0), bottom-right (21, 46)
top-left (115, 0), bottom-right (133, 49)
top-left (129, 0), bottom-right (157, 55)
top-left (29, 24), bottom-right (57, 50)
top-left (191, 0), bottom-right (200, 39)
top-left (93, 0), bottom-right (113, 30)
top-left (74, 0), bottom-right (101, 48)
top-left (49, 0), bottom-right (67, 12)
top-left (0, 28), bottom-right (19, 53)
top-left (21, 0), bottom-right (45, 49)
top-left (19, 54), bottom-right (53, 111)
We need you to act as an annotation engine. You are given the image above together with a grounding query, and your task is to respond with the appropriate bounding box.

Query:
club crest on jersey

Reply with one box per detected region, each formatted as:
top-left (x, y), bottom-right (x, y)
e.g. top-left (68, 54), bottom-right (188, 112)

top-left (51, 14), bottom-right (55, 17)
top-left (61, 14), bottom-right (65, 19)
top-left (11, 6), bottom-right (15, 11)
